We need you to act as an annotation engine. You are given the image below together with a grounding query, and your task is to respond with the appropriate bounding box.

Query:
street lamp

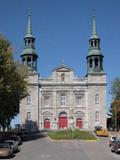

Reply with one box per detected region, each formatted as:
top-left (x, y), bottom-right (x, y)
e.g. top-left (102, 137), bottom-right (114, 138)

top-left (69, 116), bottom-right (74, 139)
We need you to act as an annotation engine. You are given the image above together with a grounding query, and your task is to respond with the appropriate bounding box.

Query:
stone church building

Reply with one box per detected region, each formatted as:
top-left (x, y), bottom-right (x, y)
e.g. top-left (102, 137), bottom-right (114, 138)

top-left (20, 15), bottom-right (107, 130)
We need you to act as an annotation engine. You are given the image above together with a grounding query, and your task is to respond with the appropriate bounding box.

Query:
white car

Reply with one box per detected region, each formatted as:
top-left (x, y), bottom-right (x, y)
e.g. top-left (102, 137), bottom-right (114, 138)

top-left (109, 136), bottom-right (117, 147)
top-left (0, 143), bottom-right (13, 158)
top-left (10, 135), bottom-right (22, 145)
top-left (5, 140), bottom-right (18, 153)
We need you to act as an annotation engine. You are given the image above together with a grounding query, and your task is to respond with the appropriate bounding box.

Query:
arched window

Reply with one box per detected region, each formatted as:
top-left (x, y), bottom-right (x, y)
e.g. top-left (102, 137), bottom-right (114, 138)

top-left (95, 58), bottom-right (99, 67)
top-left (91, 41), bottom-right (93, 47)
top-left (76, 95), bottom-right (82, 105)
top-left (27, 112), bottom-right (31, 120)
top-left (94, 40), bottom-right (97, 47)
top-left (61, 73), bottom-right (65, 82)
top-left (32, 39), bottom-right (34, 43)
top-left (22, 58), bottom-right (25, 64)
top-left (25, 39), bottom-right (28, 46)
top-left (27, 57), bottom-right (31, 67)
top-left (27, 95), bottom-right (31, 105)
top-left (44, 95), bottom-right (49, 106)
top-left (95, 94), bottom-right (100, 104)
top-left (28, 39), bottom-right (31, 44)
top-left (60, 95), bottom-right (66, 106)
top-left (89, 59), bottom-right (93, 68)
top-left (76, 95), bottom-right (85, 106)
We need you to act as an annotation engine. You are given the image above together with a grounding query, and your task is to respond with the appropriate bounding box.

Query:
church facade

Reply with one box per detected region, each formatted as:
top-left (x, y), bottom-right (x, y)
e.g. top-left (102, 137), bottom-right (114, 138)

top-left (20, 15), bottom-right (107, 130)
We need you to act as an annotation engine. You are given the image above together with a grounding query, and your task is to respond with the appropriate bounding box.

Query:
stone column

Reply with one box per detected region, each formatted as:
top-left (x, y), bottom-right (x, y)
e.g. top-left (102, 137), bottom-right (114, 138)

top-left (53, 90), bottom-right (57, 129)
top-left (38, 85), bottom-right (43, 130)
top-left (84, 90), bottom-right (88, 129)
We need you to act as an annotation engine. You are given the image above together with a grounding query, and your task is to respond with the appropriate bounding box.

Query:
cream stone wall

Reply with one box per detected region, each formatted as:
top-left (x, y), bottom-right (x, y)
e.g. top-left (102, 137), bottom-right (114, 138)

top-left (20, 67), bottom-right (107, 130)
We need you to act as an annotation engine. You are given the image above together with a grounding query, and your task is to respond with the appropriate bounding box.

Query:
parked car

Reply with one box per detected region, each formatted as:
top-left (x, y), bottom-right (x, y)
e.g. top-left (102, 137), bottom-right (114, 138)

top-left (111, 138), bottom-right (120, 154)
top-left (17, 131), bottom-right (27, 140)
top-left (0, 142), bottom-right (13, 158)
top-left (95, 126), bottom-right (102, 131)
top-left (10, 135), bottom-right (22, 145)
top-left (109, 136), bottom-right (117, 147)
top-left (5, 140), bottom-right (18, 153)
top-left (94, 126), bottom-right (109, 137)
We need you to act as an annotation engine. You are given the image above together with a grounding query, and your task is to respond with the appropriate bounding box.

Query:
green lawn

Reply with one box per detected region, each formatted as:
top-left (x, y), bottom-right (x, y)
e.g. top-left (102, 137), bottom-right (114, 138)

top-left (48, 129), bottom-right (97, 140)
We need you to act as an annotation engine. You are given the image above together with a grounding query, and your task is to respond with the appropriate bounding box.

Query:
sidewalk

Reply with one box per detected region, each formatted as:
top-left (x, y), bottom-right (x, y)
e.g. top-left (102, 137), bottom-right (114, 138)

top-left (109, 131), bottom-right (120, 136)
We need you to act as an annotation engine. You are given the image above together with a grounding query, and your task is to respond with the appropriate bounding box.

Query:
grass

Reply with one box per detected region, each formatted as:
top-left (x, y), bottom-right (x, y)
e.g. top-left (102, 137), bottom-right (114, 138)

top-left (48, 129), bottom-right (97, 140)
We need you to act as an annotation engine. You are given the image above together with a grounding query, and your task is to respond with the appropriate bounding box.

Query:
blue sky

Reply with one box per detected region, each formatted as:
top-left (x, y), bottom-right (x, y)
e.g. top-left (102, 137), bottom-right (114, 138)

top-left (0, 0), bottom-right (120, 126)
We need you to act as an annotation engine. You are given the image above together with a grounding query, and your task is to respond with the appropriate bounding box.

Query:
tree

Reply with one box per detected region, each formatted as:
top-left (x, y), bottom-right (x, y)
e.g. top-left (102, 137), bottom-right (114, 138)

top-left (110, 99), bottom-right (120, 130)
top-left (110, 77), bottom-right (120, 130)
top-left (110, 77), bottom-right (120, 99)
top-left (0, 35), bottom-right (28, 131)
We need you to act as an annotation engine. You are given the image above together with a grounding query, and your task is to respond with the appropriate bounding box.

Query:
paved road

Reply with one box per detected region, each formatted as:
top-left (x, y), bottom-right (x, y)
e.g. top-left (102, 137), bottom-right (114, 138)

top-left (3, 136), bottom-right (120, 160)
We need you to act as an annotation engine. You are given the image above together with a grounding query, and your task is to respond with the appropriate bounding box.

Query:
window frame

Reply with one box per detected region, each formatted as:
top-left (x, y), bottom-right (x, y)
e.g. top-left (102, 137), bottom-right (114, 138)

top-left (60, 95), bottom-right (66, 106)
top-left (95, 111), bottom-right (99, 122)
top-left (95, 94), bottom-right (100, 105)
top-left (44, 95), bottom-right (49, 106)
top-left (76, 95), bottom-right (82, 105)
top-left (27, 112), bottom-right (31, 121)
top-left (27, 95), bottom-right (32, 105)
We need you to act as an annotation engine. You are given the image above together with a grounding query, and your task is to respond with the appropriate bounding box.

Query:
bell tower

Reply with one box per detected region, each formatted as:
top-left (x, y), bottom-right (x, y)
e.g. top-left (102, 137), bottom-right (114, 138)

top-left (21, 14), bottom-right (38, 72)
top-left (86, 16), bottom-right (104, 75)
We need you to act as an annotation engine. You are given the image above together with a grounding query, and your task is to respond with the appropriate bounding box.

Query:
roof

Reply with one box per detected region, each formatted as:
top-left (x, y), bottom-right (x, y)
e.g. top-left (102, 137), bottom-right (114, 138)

top-left (21, 48), bottom-right (37, 56)
top-left (88, 49), bottom-right (102, 56)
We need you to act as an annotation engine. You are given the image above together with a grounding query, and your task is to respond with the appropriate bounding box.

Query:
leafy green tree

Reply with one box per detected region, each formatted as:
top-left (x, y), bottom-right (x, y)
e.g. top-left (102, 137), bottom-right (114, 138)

top-left (110, 77), bottom-right (120, 99)
top-left (110, 99), bottom-right (120, 129)
top-left (110, 77), bottom-right (120, 130)
top-left (0, 35), bottom-right (28, 131)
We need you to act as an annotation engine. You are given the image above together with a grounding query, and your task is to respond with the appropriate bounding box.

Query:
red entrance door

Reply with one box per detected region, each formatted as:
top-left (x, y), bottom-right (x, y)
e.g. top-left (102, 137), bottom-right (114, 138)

top-left (44, 119), bottom-right (50, 129)
top-left (76, 118), bottom-right (83, 128)
top-left (59, 117), bottom-right (68, 128)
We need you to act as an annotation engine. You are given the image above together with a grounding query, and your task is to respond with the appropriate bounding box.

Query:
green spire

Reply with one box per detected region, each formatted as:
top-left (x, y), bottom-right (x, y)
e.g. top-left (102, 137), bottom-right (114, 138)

top-left (21, 13), bottom-right (38, 72)
top-left (86, 16), bottom-right (104, 75)
top-left (92, 16), bottom-right (97, 35)
top-left (25, 14), bottom-right (33, 38)
top-left (91, 15), bottom-right (98, 39)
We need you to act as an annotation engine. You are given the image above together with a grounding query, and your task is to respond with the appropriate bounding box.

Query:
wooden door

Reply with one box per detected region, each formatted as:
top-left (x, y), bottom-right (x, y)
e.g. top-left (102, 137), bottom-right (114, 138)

top-left (44, 119), bottom-right (50, 129)
top-left (76, 118), bottom-right (83, 128)
top-left (59, 117), bottom-right (68, 128)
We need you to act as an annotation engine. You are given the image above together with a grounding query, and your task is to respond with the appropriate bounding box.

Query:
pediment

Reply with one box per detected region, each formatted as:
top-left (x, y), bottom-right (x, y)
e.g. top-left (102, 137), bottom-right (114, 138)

top-left (42, 111), bottom-right (53, 115)
top-left (54, 65), bottom-right (72, 72)
top-left (75, 111), bottom-right (85, 117)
